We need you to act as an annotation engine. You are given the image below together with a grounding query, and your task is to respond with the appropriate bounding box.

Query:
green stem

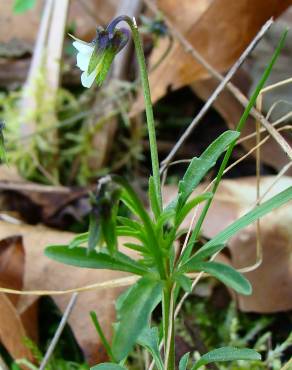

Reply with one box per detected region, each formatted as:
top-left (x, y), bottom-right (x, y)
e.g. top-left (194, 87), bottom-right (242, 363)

top-left (90, 311), bottom-right (116, 362)
top-left (163, 283), bottom-right (175, 370)
top-left (128, 19), bottom-right (163, 212)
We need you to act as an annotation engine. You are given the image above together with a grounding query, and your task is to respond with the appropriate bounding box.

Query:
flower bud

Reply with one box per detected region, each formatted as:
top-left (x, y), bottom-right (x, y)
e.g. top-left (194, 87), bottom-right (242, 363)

top-left (71, 21), bottom-right (130, 88)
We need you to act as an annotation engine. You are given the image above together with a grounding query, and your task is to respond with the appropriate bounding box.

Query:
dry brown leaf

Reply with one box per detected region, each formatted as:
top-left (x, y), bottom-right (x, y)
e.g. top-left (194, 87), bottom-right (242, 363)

top-left (0, 293), bottom-right (34, 363)
top-left (0, 222), bottom-right (136, 364)
top-left (0, 236), bottom-right (24, 306)
top-left (0, 236), bottom-right (34, 363)
top-left (143, 0), bottom-right (291, 104)
top-left (163, 176), bottom-right (292, 312)
top-left (0, 165), bottom-right (90, 227)
top-left (0, 0), bottom-right (117, 46)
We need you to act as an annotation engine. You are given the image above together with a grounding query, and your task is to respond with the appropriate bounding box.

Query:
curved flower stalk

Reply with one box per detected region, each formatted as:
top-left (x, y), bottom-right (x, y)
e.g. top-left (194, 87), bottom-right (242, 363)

top-left (71, 25), bottom-right (130, 88)
top-left (71, 15), bottom-right (163, 211)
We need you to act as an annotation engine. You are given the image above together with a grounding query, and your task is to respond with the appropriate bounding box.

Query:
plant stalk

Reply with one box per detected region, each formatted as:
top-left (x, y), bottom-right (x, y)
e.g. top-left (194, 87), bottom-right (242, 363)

top-left (127, 17), bottom-right (163, 212)
top-left (163, 283), bottom-right (175, 370)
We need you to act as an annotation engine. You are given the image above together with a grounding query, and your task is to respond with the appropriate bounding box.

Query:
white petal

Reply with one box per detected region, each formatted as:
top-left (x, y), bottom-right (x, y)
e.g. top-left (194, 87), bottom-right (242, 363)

top-left (81, 69), bottom-right (98, 88)
top-left (77, 52), bottom-right (91, 71)
top-left (73, 40), bottom-right (94, 54)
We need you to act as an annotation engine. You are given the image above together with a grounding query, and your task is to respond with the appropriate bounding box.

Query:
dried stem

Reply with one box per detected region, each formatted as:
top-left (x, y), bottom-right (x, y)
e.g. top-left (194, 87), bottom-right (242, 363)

top-left (39, 293), bottom-right (78, 370)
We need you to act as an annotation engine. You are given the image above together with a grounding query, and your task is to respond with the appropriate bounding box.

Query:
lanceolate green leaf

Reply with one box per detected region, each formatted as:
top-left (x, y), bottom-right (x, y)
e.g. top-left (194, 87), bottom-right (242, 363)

top-left (69, 232), bottom-right (89, 249)
top-left (177, 130), bottom-right (239, 207)
top-left (181, 261), bottom-right (251, 295)
top-left (191, 244), bottom-right (225, 262)
top-left (45, 246), bottom-right (148, 275)
top-left (175, 192), bottom-right (213, 227)
top-left (175, 274), bottom-right (193, 293)
top-left (112, 277), bottom-right (162, 361)
top-left (91, 363), bottom-right (127, 370)
top-left (112, 176), bottom-right (165, 278)
top-left (192, 347), bottom-right (261, 370)
top-left (137, 327), bottom-right (164, 370)
top-left (196, 186), bottom-right (292, 257)
top-left (179, 352), bottom-right (190, 370)
top-left (117, 216), bottom-right (143, 233)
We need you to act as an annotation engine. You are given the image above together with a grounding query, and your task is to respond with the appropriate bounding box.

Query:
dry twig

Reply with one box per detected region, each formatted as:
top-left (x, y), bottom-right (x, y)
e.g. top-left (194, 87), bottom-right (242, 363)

top-left (38, 293), bottom-right (78, 370)
top-left (159, 18), bottom-right (274, 171)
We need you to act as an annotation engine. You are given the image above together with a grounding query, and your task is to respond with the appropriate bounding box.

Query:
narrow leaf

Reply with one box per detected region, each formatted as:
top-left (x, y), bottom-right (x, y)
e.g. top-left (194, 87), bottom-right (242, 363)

top-left (175, 274), bottom-right (193, 293)
top-left (192, 347), bottom-right (261, 370)
top-left (179, 352), bottom-right (190, 370)
top-left (112, 277), bottom-right (162, 361)
top-left (198, 186), bottom-right (292, 256)
top-left (91, 364), bottom-right (126, 370)
top-left (69, 232), bottom-right (89, 249)
top-left (178, 131), bottom-right (239, 206)
top-left (181, 261), bottom-right (251, 295)
top-left (117, 216), bottom-right (143, 232)
top-left (45, 246), bottom-right (147, 275)
top-left (137, 327), bottom-right (164, 370)
top-left (175, 192), bottom-right (213, 227)
top-left (190, 244), bottom-right (225, 262)
top-left (90, 312), bottom-right (115, 362)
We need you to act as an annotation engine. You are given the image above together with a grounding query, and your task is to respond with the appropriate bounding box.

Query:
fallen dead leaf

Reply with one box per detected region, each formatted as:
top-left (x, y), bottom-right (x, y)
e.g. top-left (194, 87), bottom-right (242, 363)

top-left (135, 0), bottom-right (291, 107)
top-left (0, 221), bottom-right (136, 365)
top-left (0, 0), bottom-right (117, 46)
top-left (0, 293), bottom-right (34, 364)
top-left (163, 176), bottom-right (292, 312)
top-left (0, 236), bottom-right (34, 364)
top-left (0, 236), bottom-right (24, 306)
top-left (0, 165), bottom-right (90, 227)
